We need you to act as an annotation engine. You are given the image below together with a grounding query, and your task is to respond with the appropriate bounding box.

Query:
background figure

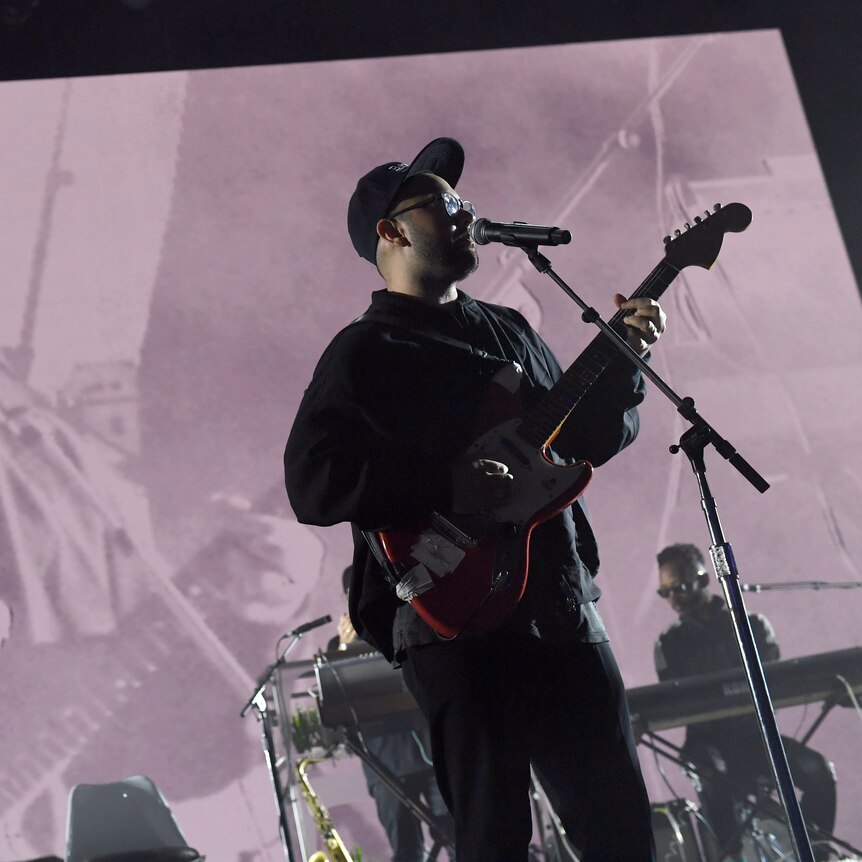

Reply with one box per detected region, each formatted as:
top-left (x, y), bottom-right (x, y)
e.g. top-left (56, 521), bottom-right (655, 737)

top-left (653, 543), bottom-right (838, 862)
top-left (330, 566), bottom-right (453, 862)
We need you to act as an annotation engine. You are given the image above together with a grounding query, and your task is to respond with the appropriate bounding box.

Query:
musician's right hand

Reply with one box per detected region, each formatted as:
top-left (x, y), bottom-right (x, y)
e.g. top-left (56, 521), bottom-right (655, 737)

top-left (451, 457), bottom-right (514, 513)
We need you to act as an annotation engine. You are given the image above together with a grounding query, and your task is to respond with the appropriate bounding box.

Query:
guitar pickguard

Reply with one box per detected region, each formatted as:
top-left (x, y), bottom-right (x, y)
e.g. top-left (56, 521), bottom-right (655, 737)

top-left (379, 416), bottom-right (592, 639)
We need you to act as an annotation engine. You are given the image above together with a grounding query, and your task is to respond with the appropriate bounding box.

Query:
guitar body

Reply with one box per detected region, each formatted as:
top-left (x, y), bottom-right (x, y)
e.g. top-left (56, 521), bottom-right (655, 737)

top-left (378, 364), bottom-right (592, 639)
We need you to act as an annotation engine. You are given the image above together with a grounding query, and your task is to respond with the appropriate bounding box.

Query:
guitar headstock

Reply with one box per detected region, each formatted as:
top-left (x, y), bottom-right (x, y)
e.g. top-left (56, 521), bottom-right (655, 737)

top-left (663, 202), bottom-right (752, 270)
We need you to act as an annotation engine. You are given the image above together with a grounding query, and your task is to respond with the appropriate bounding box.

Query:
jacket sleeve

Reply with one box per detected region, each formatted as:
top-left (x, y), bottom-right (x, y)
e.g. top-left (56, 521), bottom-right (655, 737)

top-left (654, 635), bottom-right (671, 681)
top-left (654, 629), bottom-right (686, 682)
top-left (531, 327), bottom-right (647, 467)
top-left (284, 329), bottom-right (453, 531)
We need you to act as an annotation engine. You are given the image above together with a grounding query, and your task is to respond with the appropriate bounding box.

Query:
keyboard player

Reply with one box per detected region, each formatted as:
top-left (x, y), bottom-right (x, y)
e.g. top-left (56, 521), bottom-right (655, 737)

top-left (653, 543), bottom-right (837, 862)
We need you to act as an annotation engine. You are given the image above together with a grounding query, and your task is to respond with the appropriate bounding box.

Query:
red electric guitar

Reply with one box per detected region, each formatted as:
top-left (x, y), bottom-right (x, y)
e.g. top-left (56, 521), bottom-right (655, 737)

top-left (376, 203), bottom-right (752, 638)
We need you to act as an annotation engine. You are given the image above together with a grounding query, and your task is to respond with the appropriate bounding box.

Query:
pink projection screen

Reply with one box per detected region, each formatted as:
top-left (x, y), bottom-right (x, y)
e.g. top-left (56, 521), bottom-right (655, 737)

top-left (1, 29), bottom-right (861, 860)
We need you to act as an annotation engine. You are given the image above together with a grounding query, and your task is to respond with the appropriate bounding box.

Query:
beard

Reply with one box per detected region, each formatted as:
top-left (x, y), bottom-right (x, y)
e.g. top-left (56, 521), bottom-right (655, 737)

top-left (412, 230), bottom-right (480, 284)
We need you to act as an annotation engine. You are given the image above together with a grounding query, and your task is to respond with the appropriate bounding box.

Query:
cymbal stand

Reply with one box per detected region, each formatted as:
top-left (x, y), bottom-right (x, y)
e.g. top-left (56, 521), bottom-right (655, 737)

top-left (641, 727), bottom-right (862, 860)
top-left (799, 685), bottom-right (847, 747)
top-left (529, 768), bottom-right (580, 862)
top-left (637, 729), bottom-right (699, 776)
top-left (640, 732), bottom-right (788, 862)
top-left (340, 735), bottom-right (456, 856)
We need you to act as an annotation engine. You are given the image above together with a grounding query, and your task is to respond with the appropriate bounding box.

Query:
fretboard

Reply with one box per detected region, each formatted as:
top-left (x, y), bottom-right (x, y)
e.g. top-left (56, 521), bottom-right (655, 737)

top-left (518, 257), bottom-right (680, 450)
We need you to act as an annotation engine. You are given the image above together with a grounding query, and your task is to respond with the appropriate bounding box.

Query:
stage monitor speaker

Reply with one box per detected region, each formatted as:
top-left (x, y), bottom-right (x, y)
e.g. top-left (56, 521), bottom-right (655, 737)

top-left (65, 775), bottom-right (202, 862)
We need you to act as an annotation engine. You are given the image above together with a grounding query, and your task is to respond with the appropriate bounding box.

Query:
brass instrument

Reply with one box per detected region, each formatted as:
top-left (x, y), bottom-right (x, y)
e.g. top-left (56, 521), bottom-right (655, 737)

top-left (295, 754), bottom-right (355, 862)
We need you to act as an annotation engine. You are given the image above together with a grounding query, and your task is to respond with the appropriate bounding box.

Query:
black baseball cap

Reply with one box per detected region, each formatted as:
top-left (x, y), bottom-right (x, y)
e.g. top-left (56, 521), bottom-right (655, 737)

top-left (347, 137), bottom-right (465, 264)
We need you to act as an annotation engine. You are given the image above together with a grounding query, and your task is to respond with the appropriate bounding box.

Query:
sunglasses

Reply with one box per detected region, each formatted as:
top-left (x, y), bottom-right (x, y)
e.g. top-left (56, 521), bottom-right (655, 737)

top-left (387, 191), bottom-right (476, 221)
top-left (656, 580), bottom-right (703, 598)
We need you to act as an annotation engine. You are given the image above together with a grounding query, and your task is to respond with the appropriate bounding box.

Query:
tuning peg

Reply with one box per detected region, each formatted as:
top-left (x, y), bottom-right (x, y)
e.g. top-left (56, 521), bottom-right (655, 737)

top-left (674, 229), bottom-right (681, 237)
top-left (663, 236), bottom-right (671, 245)
top-left (704, 210), bottom-right (711, 218)
top-left (684, 222), bottom-right (691, 230)
top-left (714, 203), bottom-right (722, 211)
top-left (694, 216), bottom-right (702, 224)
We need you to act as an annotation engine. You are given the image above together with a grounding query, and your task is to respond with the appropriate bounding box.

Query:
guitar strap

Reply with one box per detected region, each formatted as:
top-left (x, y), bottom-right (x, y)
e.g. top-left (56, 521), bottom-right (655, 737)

top-left (360, 528), bottom-right (400, 588)
top-left (360, 527), bottom-right (437, 602)
top-left (350, 311), bottom-right (498, 360)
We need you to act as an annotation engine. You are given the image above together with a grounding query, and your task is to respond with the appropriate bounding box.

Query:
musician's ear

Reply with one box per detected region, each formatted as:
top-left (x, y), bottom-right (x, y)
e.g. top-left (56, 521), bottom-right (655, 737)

top-left (696, 570), bottom-right (709, 589)
top-left (377, 218), bottom-right (409, 247)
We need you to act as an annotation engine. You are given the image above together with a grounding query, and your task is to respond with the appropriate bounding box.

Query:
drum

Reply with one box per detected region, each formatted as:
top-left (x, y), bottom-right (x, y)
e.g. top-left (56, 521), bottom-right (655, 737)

top-left (313, 646), bottom-right (421, 731)
top-left (652, 799), bottom-right (706, 862)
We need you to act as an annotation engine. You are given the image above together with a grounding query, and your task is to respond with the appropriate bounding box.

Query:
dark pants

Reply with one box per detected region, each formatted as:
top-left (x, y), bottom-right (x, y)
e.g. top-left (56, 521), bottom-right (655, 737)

top-left (367, 769), bottom-right (453, 862)
top-left (686, 730), bottom-right (837, 861)
top-left (402, 633), bottom-right (654, 862)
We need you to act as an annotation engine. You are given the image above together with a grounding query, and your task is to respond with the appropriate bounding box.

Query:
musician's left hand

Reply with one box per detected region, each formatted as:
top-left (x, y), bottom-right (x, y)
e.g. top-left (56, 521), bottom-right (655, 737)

top-left (614, 294), bottom-right (666, 355)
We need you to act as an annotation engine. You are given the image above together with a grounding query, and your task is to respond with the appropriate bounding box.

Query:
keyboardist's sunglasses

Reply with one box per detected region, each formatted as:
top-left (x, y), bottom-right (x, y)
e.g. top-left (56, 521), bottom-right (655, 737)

top-left (657, 581), bottom-right (702, 598)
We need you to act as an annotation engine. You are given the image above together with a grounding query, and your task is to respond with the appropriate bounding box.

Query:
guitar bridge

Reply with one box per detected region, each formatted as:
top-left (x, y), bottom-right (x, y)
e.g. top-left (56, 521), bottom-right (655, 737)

top-left (429, 512), bottom-right (480, 550)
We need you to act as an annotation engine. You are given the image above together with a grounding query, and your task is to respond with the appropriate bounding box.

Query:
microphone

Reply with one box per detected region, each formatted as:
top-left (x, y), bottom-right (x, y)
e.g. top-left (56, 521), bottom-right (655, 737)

top-left (240, 613), bottom-right (335, 717)
top-left (470, 218), bottom-right (571, 247)
top-left (290, 614), bottom-right (332, 636)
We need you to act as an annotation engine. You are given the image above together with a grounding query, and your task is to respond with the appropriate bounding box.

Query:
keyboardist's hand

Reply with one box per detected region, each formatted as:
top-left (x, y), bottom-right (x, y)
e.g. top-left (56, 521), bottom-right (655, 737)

top-left (337, 612), bottom-right (358, 649)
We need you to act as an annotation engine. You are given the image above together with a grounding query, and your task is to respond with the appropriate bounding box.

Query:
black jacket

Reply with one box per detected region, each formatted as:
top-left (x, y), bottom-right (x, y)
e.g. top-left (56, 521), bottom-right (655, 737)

top-left (654, 594), bottom-right (781, 683)
top-left (285, 289), bottom-right (646, 660)
top-left (654, 593), bottom-right (781, 744)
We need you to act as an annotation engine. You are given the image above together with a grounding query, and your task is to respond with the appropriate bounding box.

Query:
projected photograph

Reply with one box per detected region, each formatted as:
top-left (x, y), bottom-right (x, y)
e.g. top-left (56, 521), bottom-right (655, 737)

top-left (1, 29), bottom-right (860, 861)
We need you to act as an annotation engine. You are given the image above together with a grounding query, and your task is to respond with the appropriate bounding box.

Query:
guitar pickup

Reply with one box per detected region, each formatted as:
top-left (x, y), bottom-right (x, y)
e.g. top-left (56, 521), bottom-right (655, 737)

top-left (430, 512), bottom-right (480, 549)
top-left (501, 437), bottom-right (531, 469)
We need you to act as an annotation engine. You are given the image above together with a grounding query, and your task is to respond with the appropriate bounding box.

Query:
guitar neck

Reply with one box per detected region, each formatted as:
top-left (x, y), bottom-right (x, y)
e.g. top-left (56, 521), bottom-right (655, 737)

top-left (518, 257), bottom-right (680, 450)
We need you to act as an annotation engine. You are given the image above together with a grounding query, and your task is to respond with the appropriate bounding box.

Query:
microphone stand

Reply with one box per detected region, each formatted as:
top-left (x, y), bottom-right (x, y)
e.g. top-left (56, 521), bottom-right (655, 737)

top-left (241, 615), bottom-right (332, 862)
top-left (515, 241), bottom-right (816, 862)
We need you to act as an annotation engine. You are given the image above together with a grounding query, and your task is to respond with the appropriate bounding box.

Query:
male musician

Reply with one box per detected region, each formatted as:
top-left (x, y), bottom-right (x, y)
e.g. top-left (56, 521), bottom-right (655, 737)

top-left (654, 542), bottom-right (837, 862)
top-left (285, 137), bottom-right (666, 861)
top-left (329, 567), bottom-right (453, 862)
